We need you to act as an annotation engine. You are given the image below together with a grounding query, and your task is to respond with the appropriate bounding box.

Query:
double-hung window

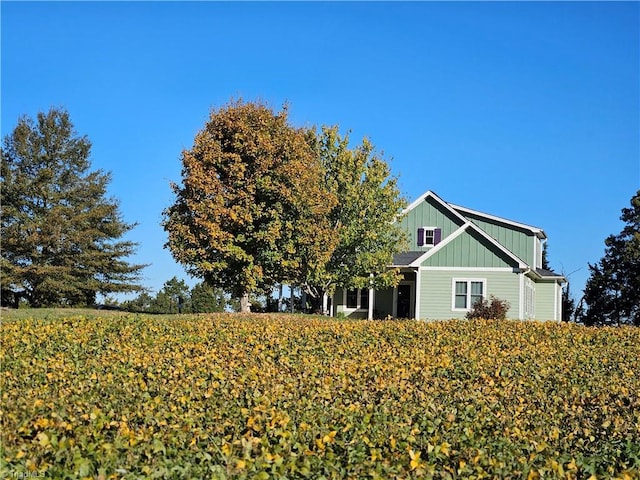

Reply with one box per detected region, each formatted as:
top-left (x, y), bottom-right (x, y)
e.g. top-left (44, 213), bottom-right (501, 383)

top-left (417, 227), bottom-right (442, 247)
top-left (452, 279), bottom-right (485, 310)
top-left (345, 288), bottom-right (370, 310)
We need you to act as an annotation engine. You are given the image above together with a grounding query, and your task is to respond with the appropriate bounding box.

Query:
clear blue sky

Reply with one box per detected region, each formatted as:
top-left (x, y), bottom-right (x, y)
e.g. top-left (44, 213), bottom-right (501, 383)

top-left (2, 1), bottom-right (638, 302)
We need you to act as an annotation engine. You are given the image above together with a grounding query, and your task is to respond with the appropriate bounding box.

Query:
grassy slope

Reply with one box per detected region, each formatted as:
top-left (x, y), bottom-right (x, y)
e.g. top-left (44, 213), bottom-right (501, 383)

top-left (1, 312), bottom-right (639, 479)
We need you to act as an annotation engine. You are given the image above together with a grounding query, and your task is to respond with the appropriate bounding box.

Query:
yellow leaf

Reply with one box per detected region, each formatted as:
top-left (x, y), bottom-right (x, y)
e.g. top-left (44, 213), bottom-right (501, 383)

top-left (440, 441), bottom-right (451, 456)
top-left (409, 449), bottom-right (423, 469)
top-left (323, 430), bottom-right (337, 443)
top-left (36, 432), bottom-right (50, 448)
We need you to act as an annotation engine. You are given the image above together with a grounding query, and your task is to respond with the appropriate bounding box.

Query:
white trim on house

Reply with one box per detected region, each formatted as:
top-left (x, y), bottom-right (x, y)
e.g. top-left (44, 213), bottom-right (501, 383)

top-left (415, 268), bottom-right (422, 319)
top-left (465, 222), bottom-right (529, 269)
top-left (524, 277), bottom-right (536, 320)
top-left (394, 281), bottom-right (415, 319)
top-left (451, 278), bottom-right (487, 312)
top-left (449, 203), bottom-right (546, 239)
top-left (526, 269), bottom-right (567, 283)
top-left (420, 226), bottom-right (438, 246)
top-left (533, 238), bottom-right (540, 269)
top-left (409, 224), bottom-right (468, 266)
top-left (410, 222), bottom-right (529, 270)
top-left (341, 288), bottom-right (370, 313)
top-left (554, 283), bottom-right (560, 321)
top-left (419, 266), bottom-right (514, 272)
top-left (519, 272), bottom-right (525, 320)
top-left (402, 191), bottom-right (470, 225)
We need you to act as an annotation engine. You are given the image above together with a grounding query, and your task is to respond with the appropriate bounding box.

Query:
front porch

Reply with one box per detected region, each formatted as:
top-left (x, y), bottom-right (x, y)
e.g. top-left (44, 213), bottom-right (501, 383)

top-left (332, 271), bottom-right (417, 319)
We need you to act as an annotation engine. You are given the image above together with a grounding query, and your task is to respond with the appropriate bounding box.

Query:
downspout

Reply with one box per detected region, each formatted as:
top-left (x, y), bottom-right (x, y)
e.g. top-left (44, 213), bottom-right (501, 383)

top-left (368, 273), bottom-right (374, 320)
top-left (520, 267), bottom-right (531, 320)
top-left (414, 267), bottom-right (421, 320)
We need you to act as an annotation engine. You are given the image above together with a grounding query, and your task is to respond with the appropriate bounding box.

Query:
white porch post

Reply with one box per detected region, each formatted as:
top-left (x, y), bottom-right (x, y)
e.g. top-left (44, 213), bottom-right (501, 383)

top-left (368, 273), bottom-right (374, 320)
top-left (414, 269), bottom-right (421, 320)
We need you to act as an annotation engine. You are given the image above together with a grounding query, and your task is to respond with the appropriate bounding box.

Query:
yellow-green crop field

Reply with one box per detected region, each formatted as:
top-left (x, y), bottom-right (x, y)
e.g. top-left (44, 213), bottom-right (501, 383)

top-left (1, 313), bottom-right (639, 479)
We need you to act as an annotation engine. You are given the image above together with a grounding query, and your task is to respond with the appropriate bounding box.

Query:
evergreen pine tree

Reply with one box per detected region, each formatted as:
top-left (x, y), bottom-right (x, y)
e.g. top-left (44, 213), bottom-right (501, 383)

top-left (580, 191), bottom-right (640, 326)
top-left (1, 108), bottom-right (145, 307)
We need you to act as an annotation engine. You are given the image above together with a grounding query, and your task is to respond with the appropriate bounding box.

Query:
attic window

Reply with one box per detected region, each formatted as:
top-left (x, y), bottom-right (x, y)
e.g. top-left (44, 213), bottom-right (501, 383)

top-left (417, 227), bottom-right (441, 247)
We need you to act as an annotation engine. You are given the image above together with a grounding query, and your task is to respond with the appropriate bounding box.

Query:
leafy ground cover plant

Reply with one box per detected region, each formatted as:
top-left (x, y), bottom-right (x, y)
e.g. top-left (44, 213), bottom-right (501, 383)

top-left (1, 313), bottom-right (639, 479)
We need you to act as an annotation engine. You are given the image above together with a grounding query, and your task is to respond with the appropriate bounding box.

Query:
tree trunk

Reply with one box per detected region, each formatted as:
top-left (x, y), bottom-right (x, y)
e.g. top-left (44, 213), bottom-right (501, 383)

top-left (239, 292), bottom-right (251, 313)
top-left (307, 292), bottom-right (323, 314)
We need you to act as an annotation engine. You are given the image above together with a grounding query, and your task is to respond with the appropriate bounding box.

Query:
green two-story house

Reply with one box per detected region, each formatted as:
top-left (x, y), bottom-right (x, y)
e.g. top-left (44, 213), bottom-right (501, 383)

top-left (333, 191), bottom-right (566, 321)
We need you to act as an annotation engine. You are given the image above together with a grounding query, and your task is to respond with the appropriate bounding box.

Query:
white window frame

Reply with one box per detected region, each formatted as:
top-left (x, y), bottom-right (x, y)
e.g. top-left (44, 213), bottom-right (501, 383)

top-left (343, 288), bottom-right (369, 311)
top-left (423, 226), bottom-right (436, 246)
top-left (451, 278), bottom-right (487, 311)
top-left (524, 277), bottom-right (536, 319)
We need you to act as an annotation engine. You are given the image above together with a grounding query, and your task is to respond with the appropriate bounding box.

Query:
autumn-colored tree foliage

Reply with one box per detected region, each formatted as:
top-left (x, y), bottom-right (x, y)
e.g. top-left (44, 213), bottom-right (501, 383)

top-left (303, 127), bottom-right (407, 308)
top-left (163, 100), bottom-right (337, 312)
top-left (0, 108), bottom-right (145, 307)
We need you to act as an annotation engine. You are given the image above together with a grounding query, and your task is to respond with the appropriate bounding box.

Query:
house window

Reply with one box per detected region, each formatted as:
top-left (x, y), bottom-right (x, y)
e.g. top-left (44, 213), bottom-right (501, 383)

top-left (525, 279), bottom-right (536, 319)
top-left (360, 288), bottom-right (369, 309)
top-left (425, 229), bottom-right (435, 245)
top-left (346, 289), bottom-right (358, 308)
top-left (452, 279), bottom-right (485, 310)
top-left (417, 227), bottom-right (441, 247)
top-left (345, 288), bottom-right (370, 310)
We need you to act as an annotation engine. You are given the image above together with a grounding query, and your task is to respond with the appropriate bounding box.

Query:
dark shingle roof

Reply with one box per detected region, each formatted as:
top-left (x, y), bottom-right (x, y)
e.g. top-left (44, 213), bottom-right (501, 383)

top-left (535, 268), bottom-right (565, 278)
top-left (392, 251), bottom-right (424, 266)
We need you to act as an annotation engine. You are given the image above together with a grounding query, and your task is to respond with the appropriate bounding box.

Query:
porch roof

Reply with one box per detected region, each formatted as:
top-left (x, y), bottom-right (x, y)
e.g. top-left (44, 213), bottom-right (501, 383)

top-left (391, 251), bottom-right (424, 267)
top-left (532, 268), bottom-right (567, 282)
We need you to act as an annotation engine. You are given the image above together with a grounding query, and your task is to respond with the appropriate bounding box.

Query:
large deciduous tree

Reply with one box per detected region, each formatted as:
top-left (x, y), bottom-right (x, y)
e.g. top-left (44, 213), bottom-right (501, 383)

top-left (580, 191), bottom-right (640, 326)
top-left (1, 108), bottom-right (145, 307)
top-left (162, 100), bottom-right (337, 312)
top-left (302, 126), bottom-right (408, 310)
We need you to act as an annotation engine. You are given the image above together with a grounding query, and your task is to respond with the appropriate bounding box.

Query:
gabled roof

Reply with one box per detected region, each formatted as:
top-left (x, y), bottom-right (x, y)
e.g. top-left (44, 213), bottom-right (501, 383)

top-left (402, 191), bottom-right (467, 224)
top-left (449, 203), bottom-right (547, 239)
top-left (407, 221), bottom-right (529, 269)
top-left (403, 190), bottom-right (546, 239)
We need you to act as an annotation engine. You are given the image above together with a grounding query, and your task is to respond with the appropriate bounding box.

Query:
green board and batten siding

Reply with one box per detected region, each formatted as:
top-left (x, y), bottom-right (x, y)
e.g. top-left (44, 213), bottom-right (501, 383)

top-left (399, 196), bottom-right (465, 251)
top-left (422, 227), bottom-right (518, 269)
top-left (461, 212), bottom-right (536, 266)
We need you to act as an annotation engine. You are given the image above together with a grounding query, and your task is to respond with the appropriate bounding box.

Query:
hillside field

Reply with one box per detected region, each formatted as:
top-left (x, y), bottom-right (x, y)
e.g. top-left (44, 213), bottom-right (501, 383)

top-left (1, 312), bottom-right (639, 479)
